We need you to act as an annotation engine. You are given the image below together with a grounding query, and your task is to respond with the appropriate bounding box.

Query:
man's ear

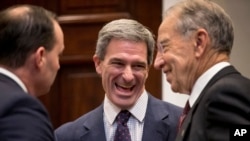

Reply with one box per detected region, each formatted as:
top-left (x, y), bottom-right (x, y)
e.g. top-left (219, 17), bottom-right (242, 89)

top-left (34, 47), bottom-right (46, 69)
top-left (93, 54), bottom-right (102, 75)
top-left (194, 29), bottom-right (209, 58)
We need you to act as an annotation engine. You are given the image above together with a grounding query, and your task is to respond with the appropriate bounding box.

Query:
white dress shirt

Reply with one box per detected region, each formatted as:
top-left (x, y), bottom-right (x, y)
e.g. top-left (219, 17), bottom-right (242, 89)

top-left (103, 90), bottom-right (148, 141)
top-left (188, 62), bottom-right (230, 107)
top-left (0, 67), bottom-right (27, 93)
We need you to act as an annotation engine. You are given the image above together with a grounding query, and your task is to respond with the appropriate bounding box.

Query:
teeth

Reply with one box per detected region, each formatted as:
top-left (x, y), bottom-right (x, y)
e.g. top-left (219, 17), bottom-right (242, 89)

top-left (116, 83), bottom-right (133, 90)
top-left (120, 85), bottom-right (131, 89)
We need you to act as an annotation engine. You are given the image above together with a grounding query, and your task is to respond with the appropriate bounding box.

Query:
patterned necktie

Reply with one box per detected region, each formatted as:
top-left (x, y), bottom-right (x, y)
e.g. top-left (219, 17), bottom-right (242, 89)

top-left (114, 110), bottom-right (131, 141)
top-left (178, 101), bottom-right (190, 131)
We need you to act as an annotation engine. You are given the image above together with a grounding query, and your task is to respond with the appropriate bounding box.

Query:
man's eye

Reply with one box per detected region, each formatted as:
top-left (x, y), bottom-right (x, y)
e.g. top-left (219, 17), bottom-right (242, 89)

top-left (162, 45), bottom-right (169, 52)
top-left (112, 62), bottom-right (123, 66)
top-left (133, 64), bottom-right (146, 70)
top-left (157, 41), bottom-right (170, 53)
top-left (136, 65), bottom-right (144, 68)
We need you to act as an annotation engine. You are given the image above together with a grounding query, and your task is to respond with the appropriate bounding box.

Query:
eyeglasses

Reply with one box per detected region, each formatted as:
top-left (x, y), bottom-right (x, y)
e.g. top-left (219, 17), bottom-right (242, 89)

top-left (156, 43), bottom-right (164, 54)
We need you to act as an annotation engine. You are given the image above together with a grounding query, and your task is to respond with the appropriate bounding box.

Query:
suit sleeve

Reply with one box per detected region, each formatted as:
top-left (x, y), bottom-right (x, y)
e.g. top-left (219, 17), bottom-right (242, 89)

top-left (0, 95), bottom-right (55, 141)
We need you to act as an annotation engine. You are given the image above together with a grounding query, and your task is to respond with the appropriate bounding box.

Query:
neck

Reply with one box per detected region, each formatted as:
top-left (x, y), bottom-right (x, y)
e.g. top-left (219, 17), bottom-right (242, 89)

top-left (13, 68), bottom-right (38, 97)
top-left (196, 49), bottom-right (229, 81)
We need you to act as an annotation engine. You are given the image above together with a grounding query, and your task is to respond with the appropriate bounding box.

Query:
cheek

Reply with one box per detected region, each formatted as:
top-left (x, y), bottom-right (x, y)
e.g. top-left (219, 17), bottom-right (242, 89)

top-left (56, 58), bottom-right (60, 70)
top-left (144, 71), bottom-right (148, 80)
top-left (53, 56), bottom-right (60, 69)
top-left (135, 71), bottom-right (148, 83)
top-left (167, 50), bottom-right (187, 65)
top-left (47, 56), bottom-right (60, 74)
top-left (101, 70), bottom-right (119, 94)
top-left (161, 53), bottom-right (175, 65)
top-left (101, 68), bottom-right (114, 85)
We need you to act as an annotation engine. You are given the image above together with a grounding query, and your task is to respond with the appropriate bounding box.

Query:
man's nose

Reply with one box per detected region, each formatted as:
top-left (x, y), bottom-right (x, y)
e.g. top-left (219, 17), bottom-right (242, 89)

top-left (122, 66), bottom-right (134, 82)
top-left (154, 52), bottom-right (164, 70)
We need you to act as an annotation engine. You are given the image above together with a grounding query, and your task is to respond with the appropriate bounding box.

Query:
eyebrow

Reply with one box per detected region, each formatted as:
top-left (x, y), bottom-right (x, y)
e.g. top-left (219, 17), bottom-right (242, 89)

top-left (109, 57), bottom-right (147, 66)
top-left (159, 38), bottom-right (170, 45)
top-left (109, 58), bottom-right (122, 62)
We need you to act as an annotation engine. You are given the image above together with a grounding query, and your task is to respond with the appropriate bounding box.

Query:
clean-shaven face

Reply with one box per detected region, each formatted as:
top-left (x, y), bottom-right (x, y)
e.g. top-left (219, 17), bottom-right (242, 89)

top-left (94, 39), bottom-right (149, 109)
top-left (43, 20), bottom-right (65, 94)
top-left (154, 15), bottom-right (196, 94)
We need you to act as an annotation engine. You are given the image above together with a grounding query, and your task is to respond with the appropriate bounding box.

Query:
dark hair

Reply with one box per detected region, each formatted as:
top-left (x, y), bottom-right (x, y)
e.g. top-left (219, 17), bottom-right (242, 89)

top-left (0, 4), bottom-right (57, 68)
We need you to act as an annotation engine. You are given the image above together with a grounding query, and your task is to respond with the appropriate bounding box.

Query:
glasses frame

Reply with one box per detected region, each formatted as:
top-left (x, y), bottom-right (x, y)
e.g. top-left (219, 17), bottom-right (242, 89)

top-left (156, 42), bottom-right (164, 54)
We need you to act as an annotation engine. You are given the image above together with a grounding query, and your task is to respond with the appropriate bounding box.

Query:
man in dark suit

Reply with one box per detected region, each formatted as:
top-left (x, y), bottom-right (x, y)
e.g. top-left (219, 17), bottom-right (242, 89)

top-left (154, 0), bottom-right (250, 141)
top-left (55, 19), bottom-right (182, 141)
top-left (0, 5), bottom-right (65, 141)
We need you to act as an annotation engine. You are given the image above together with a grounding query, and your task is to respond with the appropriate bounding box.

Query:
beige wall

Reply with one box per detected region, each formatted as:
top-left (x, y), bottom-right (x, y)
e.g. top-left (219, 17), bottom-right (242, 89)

top-left (215, 0), bottom-right (250, 78)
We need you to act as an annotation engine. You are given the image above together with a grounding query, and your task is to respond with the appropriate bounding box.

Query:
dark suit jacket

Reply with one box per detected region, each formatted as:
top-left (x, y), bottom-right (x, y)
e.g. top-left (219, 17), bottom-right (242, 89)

top-left (55, 94), bottom-right (182, 141)
top-left (176, 66), bottom-right (250, 141)
top-left (0, 74), bottom-right (54, 141)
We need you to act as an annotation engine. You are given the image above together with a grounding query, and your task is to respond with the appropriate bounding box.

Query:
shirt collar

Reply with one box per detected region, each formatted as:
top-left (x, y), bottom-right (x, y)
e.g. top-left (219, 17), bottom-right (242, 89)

top-left (189, 62), bottom-right (230, 107)
top-left (0, 67), bottom-right (28, 93)
top-left (104, 90), bottom-right (148, 125)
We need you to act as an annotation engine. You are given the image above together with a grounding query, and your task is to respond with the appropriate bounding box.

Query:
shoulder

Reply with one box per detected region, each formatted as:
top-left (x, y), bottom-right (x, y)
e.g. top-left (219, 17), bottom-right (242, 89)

top-left (198, 66), bottom-right (250, 123)
top-left (55, 105), bottom-right (103, 139)
top-left (0, 83), bottom-right (54, 140)
top-left (147, 94), bottom-right (182, 119)
top-left (0, 83), bottom-right (47, 117)
top-left (144, 94), bottom-right (182, 140)
top-left (211, 65), bottom-right (250, 90)
top-left (207, 67), bottom-right (250, 100)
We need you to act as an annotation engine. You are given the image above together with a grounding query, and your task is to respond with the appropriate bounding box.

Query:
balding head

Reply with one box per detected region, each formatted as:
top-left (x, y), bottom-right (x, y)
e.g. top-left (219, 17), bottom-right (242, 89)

top-left (0, 4), bottom-right (57, 68)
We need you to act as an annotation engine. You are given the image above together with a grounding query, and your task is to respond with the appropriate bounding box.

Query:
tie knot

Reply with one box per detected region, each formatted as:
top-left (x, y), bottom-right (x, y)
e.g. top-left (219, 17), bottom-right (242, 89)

top-left (116, 110), bottom-right (131, 125)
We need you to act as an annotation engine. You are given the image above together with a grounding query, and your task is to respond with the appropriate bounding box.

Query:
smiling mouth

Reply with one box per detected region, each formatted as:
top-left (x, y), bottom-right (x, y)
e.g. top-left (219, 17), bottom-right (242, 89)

top-left (163, 71), bottom-right (172, 83)
top-left (115, 83), bottom-right (135, 92)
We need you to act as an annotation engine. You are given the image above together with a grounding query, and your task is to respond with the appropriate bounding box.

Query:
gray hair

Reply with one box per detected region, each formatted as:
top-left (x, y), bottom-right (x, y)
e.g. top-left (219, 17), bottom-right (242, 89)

top-left (96, 19), bottom-right (155, 65)
top-left (164, 0), bottom-right (234, 55)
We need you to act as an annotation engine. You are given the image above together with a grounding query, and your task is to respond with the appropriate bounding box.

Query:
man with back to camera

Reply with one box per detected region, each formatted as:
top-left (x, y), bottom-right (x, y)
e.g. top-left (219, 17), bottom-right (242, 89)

top-left (154, 0), bottom-right (250, 141)
top-left (55, 19), bottom-right (182, 141)
top-left (0, 4), bottom-right (64, 141)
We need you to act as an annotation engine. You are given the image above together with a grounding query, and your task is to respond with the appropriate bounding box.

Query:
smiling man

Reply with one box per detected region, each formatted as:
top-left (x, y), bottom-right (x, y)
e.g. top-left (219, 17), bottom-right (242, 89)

top-left (154, 0), bottom-right (250, 141)
top-left (55, 19), bottom-right (182, 141)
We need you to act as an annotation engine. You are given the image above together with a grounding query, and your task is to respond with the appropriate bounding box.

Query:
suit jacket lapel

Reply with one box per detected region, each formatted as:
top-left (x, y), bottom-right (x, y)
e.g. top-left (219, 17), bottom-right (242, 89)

top-left (80, 105), bottom-right (107, 141)
top-left (176, 66), bottom-right (239, 140)
top-left (142, 94), bottom-right (170, 141)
